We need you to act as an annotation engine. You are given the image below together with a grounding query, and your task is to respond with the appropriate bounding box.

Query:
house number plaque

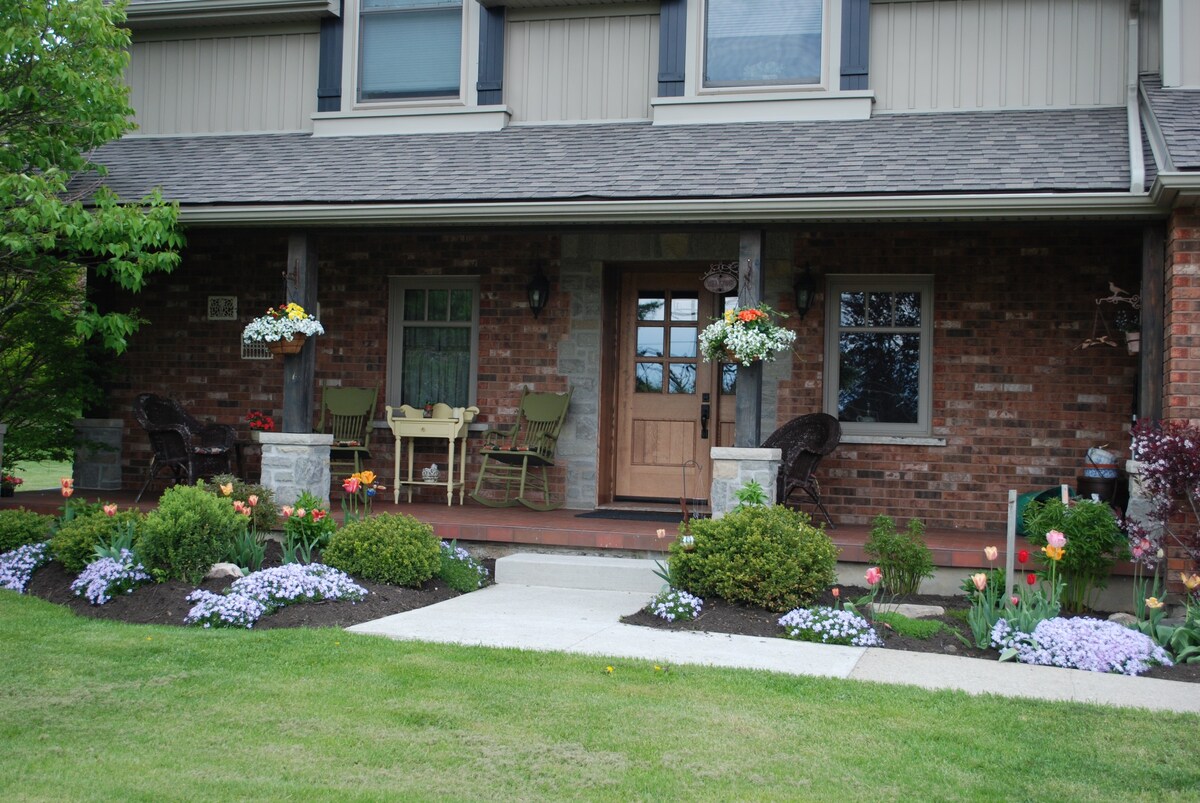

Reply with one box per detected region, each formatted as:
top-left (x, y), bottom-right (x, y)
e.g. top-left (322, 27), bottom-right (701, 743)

top-left (702, 262), bottom-right (738, 294)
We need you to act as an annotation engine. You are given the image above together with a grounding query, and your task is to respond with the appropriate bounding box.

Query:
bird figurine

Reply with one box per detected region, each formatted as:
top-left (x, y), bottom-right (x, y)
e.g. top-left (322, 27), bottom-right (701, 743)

top-left (422, 464), bottom-right (440, 483)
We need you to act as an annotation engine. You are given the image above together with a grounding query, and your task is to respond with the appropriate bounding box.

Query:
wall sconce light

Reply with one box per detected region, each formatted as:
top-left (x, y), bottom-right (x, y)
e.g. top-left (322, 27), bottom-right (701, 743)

top-left (527, 263), bottom-right (550, 319)
top-left (794, 265), bottom-right (817, 320)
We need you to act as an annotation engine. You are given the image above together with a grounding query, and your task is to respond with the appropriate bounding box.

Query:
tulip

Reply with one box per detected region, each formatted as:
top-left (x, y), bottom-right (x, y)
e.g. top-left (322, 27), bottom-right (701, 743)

top-left (971, 573), bottom-right (988, 592)
top-left (103, 503), bottom-right (118, 517)
top-left (359, 470), bottom-right (377, 485)
top-left (1145, 597), bottom-right (1164, 609)
top-left (831, 587), bottom-right (840, 599)
top-left (220, 483), bottom-right (233, 497)
top-left (1017, 549), bottom-right (1029, 564)
top-left (343, 477), bottom-right (362, 494)
top-left (1010, 595), bottom-right (1020, 607)
top-left (1026, 572), bottom-right (1037, 586)
top-left (62, 486), bottom-right (74, 499)
top-left (247, 495), bottom-right (258, 507)
top-left (865, 566), bottom-right (883, 586)
top-left (655, 528), bottom-right (667, 540)
top-left (984, 546), bottom-right (998, 562)
top-left (1042, 545), bottom-right (1066, 562)
top-left (1182, 574), bottom-right (1200, 592)
top-left (312, 509), bottom-right (327, 521)
top-left (295, 507), bottom-right (306, 518)
top-left (281, 505), bottom-right (294, 518)
top-left (1046, 529), bottom-right (1067, 549)
top-left (60, 477), bottom-right (73, 490)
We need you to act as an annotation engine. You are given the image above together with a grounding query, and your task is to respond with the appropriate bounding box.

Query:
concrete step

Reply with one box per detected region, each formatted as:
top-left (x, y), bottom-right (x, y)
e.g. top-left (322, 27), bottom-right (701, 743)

top-left (495, 552), bottom-right (665, 594)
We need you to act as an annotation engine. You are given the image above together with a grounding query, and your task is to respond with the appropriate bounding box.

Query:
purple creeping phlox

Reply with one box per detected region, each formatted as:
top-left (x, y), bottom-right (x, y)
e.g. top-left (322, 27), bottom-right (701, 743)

top-left (0, 542), bottom-right (51, 593)
top-left (649, 588), bottom-right (703, 622)
top-left (185, 563), bottom-right (368, 628)
top-left (440, 540), bottom-right (490, 586)
top-left (70, 549), bottom-right (151, 605)
top-left (778, 606), bottom-right (883, 647)
top-left (991, 617), bottom-right (1173, 676)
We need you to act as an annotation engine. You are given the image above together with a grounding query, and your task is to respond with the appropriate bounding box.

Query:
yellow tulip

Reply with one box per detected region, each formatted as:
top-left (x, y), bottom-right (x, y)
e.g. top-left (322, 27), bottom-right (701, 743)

top-left (1145, 597), bottom-right (1164, 609)
top-left (219, 483), bottom-right (233, 496)
top-left (1181, 573), bottom-right (1200, 592)
top-left (359, 470), bottom-right (377, 485)
top-left (1041, 545), bottom-right (1065, 562)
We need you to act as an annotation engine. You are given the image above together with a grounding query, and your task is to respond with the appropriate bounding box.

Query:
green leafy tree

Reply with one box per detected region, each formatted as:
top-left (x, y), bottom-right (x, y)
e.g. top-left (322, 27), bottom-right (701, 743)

top-left (0, 0), bottom-right (183, 470)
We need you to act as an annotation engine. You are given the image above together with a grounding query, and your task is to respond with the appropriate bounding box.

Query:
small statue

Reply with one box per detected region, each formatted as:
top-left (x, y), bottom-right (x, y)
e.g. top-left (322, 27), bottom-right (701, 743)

top-left (422, 464), bottom-right (440, 483)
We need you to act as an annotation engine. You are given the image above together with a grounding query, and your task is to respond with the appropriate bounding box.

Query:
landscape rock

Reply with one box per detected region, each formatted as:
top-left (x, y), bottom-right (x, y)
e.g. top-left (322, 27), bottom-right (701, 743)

top-left (1107, 612), bottom-right (1137, 627)
top-left (206, 562), bottom-right (244, 580)
top-left (872, 602), bottom-right (945, 619)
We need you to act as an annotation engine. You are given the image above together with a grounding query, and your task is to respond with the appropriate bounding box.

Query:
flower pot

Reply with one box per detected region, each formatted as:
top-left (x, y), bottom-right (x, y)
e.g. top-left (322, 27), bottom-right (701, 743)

top-left (0, 485), bottom-right (12, 498)
top-left (1125, 331), bottom-right (1140, 355)
top-left (266, 334), bottom-right (307, 356)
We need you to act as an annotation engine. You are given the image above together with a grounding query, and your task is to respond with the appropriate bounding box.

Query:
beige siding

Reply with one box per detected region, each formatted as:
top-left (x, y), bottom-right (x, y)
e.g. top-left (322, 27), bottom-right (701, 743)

top-left (870, 0), bottom-right (1129, 111)
top-left (1180, 1), bottom-right (1200, 86)
top-left (506, 12), bottom-right (658, 122)
top-left (127, 32), bottom-right (319, 134)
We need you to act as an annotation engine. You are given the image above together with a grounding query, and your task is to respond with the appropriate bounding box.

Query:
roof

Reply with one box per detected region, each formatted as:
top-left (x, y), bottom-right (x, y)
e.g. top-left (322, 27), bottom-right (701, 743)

top-left (88, 107), bottom-right (1137, 211)
top-left (1141, 74), bottom-right (1200, 171)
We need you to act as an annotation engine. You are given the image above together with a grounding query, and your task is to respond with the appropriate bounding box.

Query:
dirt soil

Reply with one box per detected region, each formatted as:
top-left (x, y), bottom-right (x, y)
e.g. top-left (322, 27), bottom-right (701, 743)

top-left (621, 585), bottom-right (1200, 685)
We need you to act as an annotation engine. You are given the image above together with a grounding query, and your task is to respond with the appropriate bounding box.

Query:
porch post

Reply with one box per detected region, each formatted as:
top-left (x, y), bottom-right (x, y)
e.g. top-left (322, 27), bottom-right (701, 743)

top-left (735, 230), bottom-right (766, 447)
top-left (1140, 224), bottom-right (1165, 421)
top-left (284, 232), bottom-right (317, 434)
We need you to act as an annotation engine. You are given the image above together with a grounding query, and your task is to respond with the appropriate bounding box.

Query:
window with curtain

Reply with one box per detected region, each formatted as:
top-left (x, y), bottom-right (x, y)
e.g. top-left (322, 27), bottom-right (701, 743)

top-left (703, 0), bottom-right (823, 87)
top-left (388, 278), bottom-right (478, 408)
top-left (359, 0), bottom-right (463, 100)
top-left (823, 276), bottom-right (934, 436)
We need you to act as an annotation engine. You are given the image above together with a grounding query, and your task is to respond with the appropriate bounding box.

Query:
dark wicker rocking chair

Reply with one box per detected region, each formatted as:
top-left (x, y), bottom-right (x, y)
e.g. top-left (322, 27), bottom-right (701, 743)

top-left (133, 393), bottom-right (237, 501)
top-left (761, 412), bottom-right (841, 527)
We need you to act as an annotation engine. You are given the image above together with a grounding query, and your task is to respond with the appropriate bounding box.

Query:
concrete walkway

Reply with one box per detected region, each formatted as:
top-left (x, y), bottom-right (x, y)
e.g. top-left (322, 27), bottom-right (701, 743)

top-left (347, 554), bottom-right (1200, 714)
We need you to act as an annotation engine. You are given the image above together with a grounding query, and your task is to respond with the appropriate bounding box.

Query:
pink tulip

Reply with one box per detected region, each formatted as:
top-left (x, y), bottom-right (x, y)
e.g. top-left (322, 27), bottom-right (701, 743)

top-left (1046, 529), bottom-right (1067, 549)
top-left (865, 566), bottom-right (883, 586)
top-left (343, 477), bottom-right (362, 494)
top-left (295, 507), bottom-right (306, 518)
top-left (102, 504), bottom-right (118, 517)
top-left (1010, 595), bottom-right (1020, 606)
top-left (247, 495), bottom-right (259, 507)
top-left (971, 573), bottom-right (988, 592)
top-left (832, 587), bottom-right (840, 598)
top-left (281, 505), bottom-right (294, 518)
top-left (984, 546), bottom-right (998, 562)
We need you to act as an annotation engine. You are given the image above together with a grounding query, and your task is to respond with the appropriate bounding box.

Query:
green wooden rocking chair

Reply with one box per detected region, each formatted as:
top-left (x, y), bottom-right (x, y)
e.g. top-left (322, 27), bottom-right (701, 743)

top-left (470, 387), bottom-right (573, 511)
top-left (317, 385), bottom-right (378, 476)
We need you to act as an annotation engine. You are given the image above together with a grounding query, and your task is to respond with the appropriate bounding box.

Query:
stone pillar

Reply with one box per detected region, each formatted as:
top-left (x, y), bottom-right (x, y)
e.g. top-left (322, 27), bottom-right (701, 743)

top-left (73, 419), bottom-right (124, 490)
top-left (254, 431), bottom-right (333, 507)
top-left (709, 446), bottom-right (781, 519)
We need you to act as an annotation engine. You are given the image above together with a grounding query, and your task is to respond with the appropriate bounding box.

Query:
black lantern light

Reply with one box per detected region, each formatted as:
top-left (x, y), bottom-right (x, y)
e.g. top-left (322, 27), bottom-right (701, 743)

top-left (527, 263), bottom-right (551, 319)
top-left (794, 265), bottom-right (817, 320)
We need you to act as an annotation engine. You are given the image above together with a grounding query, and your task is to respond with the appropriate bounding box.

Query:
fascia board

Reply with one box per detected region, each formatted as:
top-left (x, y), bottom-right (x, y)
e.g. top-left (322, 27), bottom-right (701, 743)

top-left (125, 0), bottom-right (339, 28)
top-left (174, 193), bottom-right (1163, 227)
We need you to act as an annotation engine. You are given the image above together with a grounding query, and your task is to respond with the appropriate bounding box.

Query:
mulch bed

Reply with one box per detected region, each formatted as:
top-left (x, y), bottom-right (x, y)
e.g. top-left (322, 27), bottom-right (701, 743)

top-left (621, 586), bottom-right (1200, 685)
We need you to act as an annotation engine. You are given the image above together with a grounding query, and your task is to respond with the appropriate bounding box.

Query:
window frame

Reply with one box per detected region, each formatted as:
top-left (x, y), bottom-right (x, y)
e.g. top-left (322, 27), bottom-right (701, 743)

top-left (822, 275), bottom-right (934, 437)
top-left (699, 0), bottom-right (829, 91)
top-left (387, 276), bottom-right (481, 409)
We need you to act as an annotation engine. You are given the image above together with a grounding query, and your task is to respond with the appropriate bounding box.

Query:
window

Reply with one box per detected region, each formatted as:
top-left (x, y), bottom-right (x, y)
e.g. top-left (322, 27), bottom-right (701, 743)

top-left (388, 278), bottom-right (479, 408)
top-left (824, 277), bottom-right (933, 436)
top-left (634, 291), bottom-right (701, 395)
top-left (359, 0), bottom-right (463, 101)
top-left (703, 0), bottom-right (824, 88)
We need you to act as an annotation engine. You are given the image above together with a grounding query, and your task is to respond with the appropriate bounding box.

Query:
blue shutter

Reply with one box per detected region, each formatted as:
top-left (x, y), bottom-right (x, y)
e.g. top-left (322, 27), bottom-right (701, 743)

top-left (317, 3), bottom-right (344, 112)
top-left (840, 0), bottom-right (870, 90)
top-left (657, 0), bottom-right (686, 97)
top-left (477, 5), bottom-right (505, 104)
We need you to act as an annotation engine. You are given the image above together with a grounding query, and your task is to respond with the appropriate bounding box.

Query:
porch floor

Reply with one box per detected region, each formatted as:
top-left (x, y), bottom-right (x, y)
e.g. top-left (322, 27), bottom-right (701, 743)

top-left (2, 488), bottom-right (1019, 571)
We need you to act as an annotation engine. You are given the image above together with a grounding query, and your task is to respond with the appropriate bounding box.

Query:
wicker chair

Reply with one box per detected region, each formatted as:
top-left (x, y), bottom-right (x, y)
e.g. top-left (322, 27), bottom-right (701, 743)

top-left (761, 413), bottom-right (841, 527)
top-left (133, 394), bottom-right (237, 501)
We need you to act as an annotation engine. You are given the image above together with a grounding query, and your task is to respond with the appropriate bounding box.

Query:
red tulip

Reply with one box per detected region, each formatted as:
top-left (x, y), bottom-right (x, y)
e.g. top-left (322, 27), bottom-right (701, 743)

top-left (1026, 573), bottom-right (1037, 586)
top-left (1017, 549), bottom-right (1029, 564)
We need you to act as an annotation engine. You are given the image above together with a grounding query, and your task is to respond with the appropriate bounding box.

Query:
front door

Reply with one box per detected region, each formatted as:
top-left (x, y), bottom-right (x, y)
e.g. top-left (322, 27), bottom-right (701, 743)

top-left (613, 269), bottom-right (735, 502)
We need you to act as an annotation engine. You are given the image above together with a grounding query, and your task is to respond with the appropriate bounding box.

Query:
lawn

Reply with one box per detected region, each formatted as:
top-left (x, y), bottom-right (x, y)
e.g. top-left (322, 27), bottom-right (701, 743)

top-left (1, 593), bottom-right (1196, 801)
top-left (10, 460), bottom-right (72, 492)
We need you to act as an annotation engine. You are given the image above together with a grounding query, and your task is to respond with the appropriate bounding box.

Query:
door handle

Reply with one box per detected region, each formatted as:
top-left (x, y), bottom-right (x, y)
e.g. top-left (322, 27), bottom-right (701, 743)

top-left (700, 402), bottom-right (710, 440)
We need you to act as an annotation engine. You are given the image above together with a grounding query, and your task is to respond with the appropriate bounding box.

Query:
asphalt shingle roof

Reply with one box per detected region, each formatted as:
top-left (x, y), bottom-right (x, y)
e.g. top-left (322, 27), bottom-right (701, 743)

top-left (88, 107), bottom-right (1134, 207)
top-left (1141, 74), bottom-right (1200, 171)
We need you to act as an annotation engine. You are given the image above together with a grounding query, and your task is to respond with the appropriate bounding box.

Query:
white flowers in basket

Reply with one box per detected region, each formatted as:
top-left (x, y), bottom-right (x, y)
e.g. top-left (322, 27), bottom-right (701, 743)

top-left (699, 305), bottom-right (795, 365)
top-left (242, 302), bottom-right (325, 344)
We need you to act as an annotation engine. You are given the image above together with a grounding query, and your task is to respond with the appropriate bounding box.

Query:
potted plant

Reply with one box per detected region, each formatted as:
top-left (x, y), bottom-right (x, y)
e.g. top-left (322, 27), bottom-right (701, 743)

top-left (1114, 307), bottom-right (1140, 355)
top-left (1, 473), bottom-right (22, 497)
top-left (699, 304), bottom-right (796, 365)
top-left (242, 302), bottom-right (325, 356)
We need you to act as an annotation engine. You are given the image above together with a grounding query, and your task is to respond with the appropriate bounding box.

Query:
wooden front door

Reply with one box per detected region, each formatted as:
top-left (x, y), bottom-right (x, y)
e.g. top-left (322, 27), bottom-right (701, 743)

top-left (613, 270), bottom-right (735, 502)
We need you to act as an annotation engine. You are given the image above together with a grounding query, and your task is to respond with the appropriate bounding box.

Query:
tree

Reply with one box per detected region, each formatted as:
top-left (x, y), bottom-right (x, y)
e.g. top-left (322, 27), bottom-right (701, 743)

top-left (0, 0), bottom-right (183, 470)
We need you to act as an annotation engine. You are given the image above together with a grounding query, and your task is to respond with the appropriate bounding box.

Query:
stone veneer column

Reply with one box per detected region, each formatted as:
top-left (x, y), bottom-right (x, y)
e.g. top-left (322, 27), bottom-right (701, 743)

top-left (709, 447), bottom-right (781, 519)
top-left (72, 419), bottom-right (124, 490)
top-left (253, 431), bottom-right (333, 507)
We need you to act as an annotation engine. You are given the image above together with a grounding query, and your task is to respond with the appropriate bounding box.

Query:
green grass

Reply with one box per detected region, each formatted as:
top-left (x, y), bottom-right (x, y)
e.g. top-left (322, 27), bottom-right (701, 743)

top-left (874, 610), bottom-right (945, 639)
top-left (10, 460), bottom-right (72, 492)
top-left (1, 593), bottom-right (1197, 800)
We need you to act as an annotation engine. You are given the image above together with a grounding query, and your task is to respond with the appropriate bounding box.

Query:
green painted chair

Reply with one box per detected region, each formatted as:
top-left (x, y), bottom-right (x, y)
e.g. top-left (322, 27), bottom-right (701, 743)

top-left (317, 385), bottom-right (378, 476)
top-left (471, 387), bottom-right (573, 511)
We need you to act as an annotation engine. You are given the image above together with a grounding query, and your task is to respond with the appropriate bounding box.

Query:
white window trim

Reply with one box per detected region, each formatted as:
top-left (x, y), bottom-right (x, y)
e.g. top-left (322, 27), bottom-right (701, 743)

top-left (823, 274), bottom-right (934, 438)
top-left (387, 276), bottom-right (481, 409)
top-left (341, 0), bottom-right (480, 111)
top-left (685, 0), bottom-right (840, 97)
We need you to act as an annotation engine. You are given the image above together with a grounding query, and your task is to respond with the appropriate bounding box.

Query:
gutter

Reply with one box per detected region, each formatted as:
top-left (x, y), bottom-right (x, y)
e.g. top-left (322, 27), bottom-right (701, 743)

top-left (125, 0), bottom-right (338, 28)
top-left (173, 192), bottom-right (1163, 227)
top-left (1126, 15), bottom-right (1146, 195)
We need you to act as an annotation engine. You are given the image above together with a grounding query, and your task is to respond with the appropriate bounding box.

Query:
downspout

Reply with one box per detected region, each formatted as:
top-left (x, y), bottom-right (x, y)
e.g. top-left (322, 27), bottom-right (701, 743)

top-left (1126, 9), bottom-right (1146, 195)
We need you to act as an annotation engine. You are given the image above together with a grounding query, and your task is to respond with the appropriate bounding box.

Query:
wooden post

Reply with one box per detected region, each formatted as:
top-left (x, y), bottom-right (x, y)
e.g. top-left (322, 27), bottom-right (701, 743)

top-left (735, 230), bottom-right (766, 447)
top-left (283, 232), bottom-right (317, 434)
top-left (1140, 223), bottom-right (1165, 421)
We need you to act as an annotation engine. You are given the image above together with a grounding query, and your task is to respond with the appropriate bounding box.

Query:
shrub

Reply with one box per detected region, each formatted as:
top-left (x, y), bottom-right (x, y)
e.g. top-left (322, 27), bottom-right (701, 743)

top-left (322, 513), bottom-right (440, 587)
top-left (0, 508), bottom-right (54, 553)
top-left (204, 475), bottom-right (279, 532)
top-left (1023, 498), bottom-right (1129, 612)
top-left (863, 515), bottom-right (934, 596)
top-left (51, 509), bottom-right (144, 572)
top-left (137, 485), bottom-right (244, 583)
top-left (436, 540), bottom-right (489, 592)
top-left (669, 505), bottom-right (838, 612)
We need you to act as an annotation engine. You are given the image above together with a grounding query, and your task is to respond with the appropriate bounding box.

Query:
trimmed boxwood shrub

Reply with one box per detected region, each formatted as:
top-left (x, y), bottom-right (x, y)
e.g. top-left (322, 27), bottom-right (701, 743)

top-left (323, 513), bottom-right (440, 587)
top-left (669, 505), bottom-right (838, 612)
top-left (0, 508), bottom-right (54, 554)
top-left (137, 485), bottom-right (244, 583)
top-left (51, 509), bottom-right (144, 572)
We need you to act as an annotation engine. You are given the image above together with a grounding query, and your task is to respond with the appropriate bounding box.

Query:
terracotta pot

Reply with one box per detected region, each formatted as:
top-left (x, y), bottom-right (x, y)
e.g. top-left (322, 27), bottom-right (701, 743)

top-left (266, 334), bottom-right (307, 356)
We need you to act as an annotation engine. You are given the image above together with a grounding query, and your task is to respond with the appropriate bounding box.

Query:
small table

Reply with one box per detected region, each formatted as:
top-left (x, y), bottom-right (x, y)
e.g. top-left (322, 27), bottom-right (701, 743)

top-left (385, 404), bottom-right (479, 506)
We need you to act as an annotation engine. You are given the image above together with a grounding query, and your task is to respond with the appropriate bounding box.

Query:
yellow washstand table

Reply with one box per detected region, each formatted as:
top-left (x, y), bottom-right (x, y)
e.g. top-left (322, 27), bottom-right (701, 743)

top-left (384, 403), bottom-right (479, 505)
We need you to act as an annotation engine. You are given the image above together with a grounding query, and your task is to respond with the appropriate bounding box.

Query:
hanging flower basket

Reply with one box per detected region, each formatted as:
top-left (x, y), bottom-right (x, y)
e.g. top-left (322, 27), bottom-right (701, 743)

top-left (700, 304), bottom-right (795, 365)
top-left (242, 302), bottom-right (324, 356)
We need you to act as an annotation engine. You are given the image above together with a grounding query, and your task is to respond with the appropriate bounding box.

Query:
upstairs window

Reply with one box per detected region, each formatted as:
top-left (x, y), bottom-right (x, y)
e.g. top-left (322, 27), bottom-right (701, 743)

top-left (359, 0), bottom-right (463, 101)
top-left (703, 0), bottom-right (824, 88)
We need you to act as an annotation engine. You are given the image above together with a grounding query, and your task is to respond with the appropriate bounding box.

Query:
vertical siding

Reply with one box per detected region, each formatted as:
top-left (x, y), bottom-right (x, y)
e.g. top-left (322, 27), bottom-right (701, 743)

top-left (127, 32), bottom-right (319, 135)
top-left (1180, 1), bottom-right (1200, 86)
top-left (506, 13), bottom-right (659, 123)
top-left (871, 0), bottom-right (1128, 111)
top-left (1138, 0), bottom-right (1160, 75)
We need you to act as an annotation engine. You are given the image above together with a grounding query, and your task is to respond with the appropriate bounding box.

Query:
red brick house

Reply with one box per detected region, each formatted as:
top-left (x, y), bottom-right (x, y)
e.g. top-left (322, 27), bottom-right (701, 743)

top-left (85, 0), bottom-right (1200, 553)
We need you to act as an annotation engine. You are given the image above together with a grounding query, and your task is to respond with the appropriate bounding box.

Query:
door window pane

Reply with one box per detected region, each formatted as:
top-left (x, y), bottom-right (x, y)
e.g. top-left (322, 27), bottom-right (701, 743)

top-left (637, 327), bottom-right (664, 357)
top-left (638, 295), bottom-right (665, 321)
top-left (721, 363), bottom-right (737, 394)
top-left (671, 294), bottom-right (699, 321)
top-left (669, 326), bottom-right (697, 358)
top-left (668, 364), bottom-right (696, 394)
top-left (704, 0), bottom-right (823, 86)
top-left (636, 363), bottom-right (663, 393)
